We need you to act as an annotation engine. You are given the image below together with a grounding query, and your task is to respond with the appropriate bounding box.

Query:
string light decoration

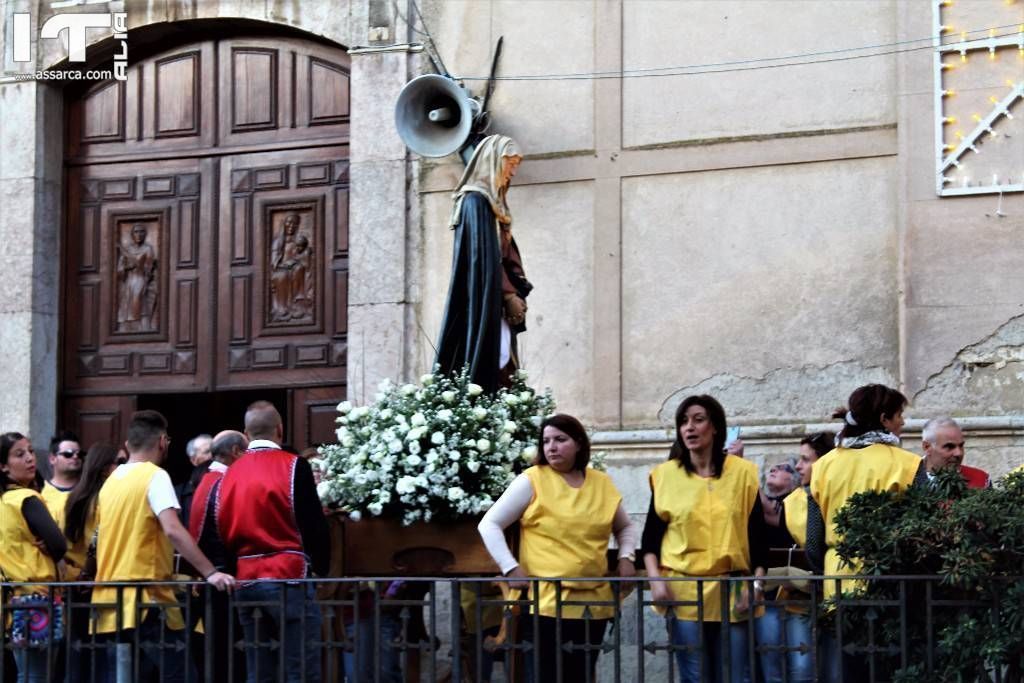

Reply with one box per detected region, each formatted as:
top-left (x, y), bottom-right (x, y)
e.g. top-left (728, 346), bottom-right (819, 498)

top-left (934, 1), bottom-right (1023, 196)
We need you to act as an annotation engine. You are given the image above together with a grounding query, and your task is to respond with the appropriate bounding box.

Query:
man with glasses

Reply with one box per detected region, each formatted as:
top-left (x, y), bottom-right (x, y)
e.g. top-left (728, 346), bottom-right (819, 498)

top-left (41, 430), bottom-right (83, 526)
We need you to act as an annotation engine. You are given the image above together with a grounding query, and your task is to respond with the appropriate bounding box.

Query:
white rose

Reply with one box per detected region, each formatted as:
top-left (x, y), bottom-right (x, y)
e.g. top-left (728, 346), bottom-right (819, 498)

top-left (405, 454), bottom-right (423, 467)
top-left (503, 420), bottom-right (518, 433)
top-left (420, 373), bottom-right (435, 385)
top-left (498, 433), bottom-right (512, 445)
top-left (519, 391), bottom-right (532, 402)
top-left (467, 384), bottom-right (483, 397)
top-left (336, 400), bottom-right (352, 414)
top-left (379, 408), bottom-right (393, 420)
top-left (476, 438), bottom-right (491, 453)
top-left (447, 486), bottom-right (466, 501)
top-left (388, 439), bottom-right (404, 454)
top-left (522, 445), bottom-right (538, 460)
top-left (367, 502), bottom-right (383, 516)
top-left (466, 460), bottom-right (481, 473)
top-left (408, 442), bottom-right (421, 456)
top-left (316, 481), bottom-right (331, 500)
top-left (441, 390), bottom-right (457, 403)
top-left (431, 431), bottom-right (445, 445)
top-left (348, 510), bottom-right (362, 522)
top-left (396, 475), bottom-right (417, 494)
top-left (437, 408), bottom-right (453, 421)
top-left (449, 450), bottom-right (462, 461)
top-left (472, 407), bottom-right (488, 421)
top-left (503, 394), bottom-right (519, 406)
top-left (400, 383), bottom-right (417, 396)
top-left (410, 412), bottom-right (426, 427)
top-left (406, 426), bottom-right (426, 441)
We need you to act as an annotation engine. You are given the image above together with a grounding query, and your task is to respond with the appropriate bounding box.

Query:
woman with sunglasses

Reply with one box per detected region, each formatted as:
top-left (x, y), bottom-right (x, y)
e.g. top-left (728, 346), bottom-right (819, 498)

top-left (0, 432), bottom-right (68, 683)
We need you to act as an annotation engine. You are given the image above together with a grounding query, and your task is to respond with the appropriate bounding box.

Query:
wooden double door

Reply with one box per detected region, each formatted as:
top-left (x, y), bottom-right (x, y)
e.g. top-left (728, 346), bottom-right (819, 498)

top-left (61, 34), bottom-right (351, 454)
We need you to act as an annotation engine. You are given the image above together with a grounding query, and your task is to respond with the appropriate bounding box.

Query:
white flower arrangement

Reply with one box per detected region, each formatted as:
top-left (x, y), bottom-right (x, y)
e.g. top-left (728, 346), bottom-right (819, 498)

top-left (314, 367), bottom-right (555, 526)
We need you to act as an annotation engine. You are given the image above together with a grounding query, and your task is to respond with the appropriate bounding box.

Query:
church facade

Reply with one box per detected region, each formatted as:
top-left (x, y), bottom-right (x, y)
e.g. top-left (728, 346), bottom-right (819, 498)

top-left (1, 0), bottom-right (1021, 496)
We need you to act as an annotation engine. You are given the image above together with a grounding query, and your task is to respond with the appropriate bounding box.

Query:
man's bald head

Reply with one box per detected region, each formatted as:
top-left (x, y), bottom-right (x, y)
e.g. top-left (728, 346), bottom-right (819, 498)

top-left (244, 401), bottom-right (283, 442)
top-left (212, 430), bottom-right (248, 465)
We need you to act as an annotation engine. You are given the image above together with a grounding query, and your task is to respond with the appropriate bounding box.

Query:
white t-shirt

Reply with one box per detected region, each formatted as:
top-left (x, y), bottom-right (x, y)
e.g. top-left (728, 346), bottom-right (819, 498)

top-left (109, 462), bottom-right (181, 516)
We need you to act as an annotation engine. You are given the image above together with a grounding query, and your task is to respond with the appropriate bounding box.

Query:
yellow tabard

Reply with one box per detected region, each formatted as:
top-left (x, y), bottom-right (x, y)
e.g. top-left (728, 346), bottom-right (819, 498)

top-left (40, 482), bottom-right (70, 530)
top-left (783, 487), bottom-right (808, 548)
top-left (810, 443), bottom-right (920, 598)
top-left (64, 503), bottom-right (98, 582)
top-left (650, 455), bottom-right (759, 622)
top-left (518, 465), bottom-right (621, 619)
top-left (92, 462), bottom-right (183, 633)
top-left (0, 487), bottom-right (58, 596)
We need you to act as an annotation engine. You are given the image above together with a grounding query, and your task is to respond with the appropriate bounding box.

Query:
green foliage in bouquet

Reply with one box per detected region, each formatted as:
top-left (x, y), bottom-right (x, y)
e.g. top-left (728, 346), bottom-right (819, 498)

top-left (832, 467), bottom-right (1024, 682)
top-left (314, 367), bottom-right (555, 525)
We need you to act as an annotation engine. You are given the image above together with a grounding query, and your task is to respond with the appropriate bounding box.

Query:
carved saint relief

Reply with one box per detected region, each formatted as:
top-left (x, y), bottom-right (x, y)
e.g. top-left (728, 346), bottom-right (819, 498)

top-left (116, 222), bottom-right (159, 333)
top-left (269, 212), bottom-right (315, 323)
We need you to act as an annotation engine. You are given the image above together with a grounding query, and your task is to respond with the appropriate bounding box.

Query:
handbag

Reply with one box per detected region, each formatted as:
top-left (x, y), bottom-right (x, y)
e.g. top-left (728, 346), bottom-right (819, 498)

top-left (8, 592), bottom-right (65, 647)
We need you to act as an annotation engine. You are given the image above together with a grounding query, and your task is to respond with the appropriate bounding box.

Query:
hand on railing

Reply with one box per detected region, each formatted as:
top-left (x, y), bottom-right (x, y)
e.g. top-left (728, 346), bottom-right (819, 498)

top-left (617, 558), bottom-right (636, 579)
top-left (503, 565), bottom-right (529, 589)
top-left (648, 578), bottom-right (673, 604)
top-left (205, 571), bottom-right (236, 592)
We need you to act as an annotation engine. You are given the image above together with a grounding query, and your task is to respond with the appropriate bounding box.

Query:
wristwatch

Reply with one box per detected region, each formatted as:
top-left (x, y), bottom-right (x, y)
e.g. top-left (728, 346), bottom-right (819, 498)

top-left (621, 552), bottom-right (636, 563)
top-left (753, 579), bottom-right (765, 592)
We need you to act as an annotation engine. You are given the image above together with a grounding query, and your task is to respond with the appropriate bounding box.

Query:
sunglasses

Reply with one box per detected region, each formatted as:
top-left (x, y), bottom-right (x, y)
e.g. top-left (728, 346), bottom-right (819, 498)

top-left (57, 450), bottom-right (83, 459)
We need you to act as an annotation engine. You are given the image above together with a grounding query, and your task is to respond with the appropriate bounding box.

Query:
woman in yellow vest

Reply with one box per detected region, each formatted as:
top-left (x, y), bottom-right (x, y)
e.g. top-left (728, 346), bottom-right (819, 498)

top-left (642, 395), bottom-right (768, 683)
top-left (806, 384), bottom-right (925, 680)
top-left (478, 413), bottom-right (638, 683)
top-left (0, 432), bottom-right (68, 683)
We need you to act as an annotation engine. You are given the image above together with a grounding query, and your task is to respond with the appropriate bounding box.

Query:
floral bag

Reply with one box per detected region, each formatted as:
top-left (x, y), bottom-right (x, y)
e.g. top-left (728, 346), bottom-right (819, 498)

top-left (8, 593), bottom-right (64, 648)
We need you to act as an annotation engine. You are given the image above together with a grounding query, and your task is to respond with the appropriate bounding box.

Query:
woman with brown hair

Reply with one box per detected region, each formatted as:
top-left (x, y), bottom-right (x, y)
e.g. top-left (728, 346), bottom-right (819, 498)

top-left (0, 432), bottom-right (67, 683)
top-left (478, 413), bottom-right (637, 683)
top-left (642, 394), bottom-right (768, 683)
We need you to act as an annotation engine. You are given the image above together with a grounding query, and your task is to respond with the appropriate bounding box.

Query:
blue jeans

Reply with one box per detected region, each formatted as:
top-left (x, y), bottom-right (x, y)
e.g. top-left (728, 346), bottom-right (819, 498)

top-left (342, 613), bottom-right (402, 683)
top-left (12, 649), bottom-right (49, 683)
top-left (669, 617), bottom-right (751, 683)
top-left (755, 606), bottom-right (814, 683)
top-left (236, 582), bottom-right (322, 683)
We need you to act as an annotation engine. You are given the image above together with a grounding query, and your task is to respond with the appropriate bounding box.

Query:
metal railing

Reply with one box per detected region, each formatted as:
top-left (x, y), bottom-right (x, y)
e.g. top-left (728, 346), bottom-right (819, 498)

top-left (1, 575), bottom-right (1021, 682)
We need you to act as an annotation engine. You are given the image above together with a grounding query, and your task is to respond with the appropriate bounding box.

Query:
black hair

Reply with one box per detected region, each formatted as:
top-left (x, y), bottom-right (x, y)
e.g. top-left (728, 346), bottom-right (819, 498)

top-left (49, 430), bottom-right (81, 456)
top-left (126, 410), bottom-right (168, 451)
top-left (799, 431), bottom-right (836, 458)
top-left (668, 395), bottom-right (728, 478)
top-left (64, 443), bottom-right (120, 544)
top-left (833, 384), bottom-right (907, 440)
top-left (0, 432), bottom-right (43, 493)
top-left (535, 414), bottom-right (591, 472)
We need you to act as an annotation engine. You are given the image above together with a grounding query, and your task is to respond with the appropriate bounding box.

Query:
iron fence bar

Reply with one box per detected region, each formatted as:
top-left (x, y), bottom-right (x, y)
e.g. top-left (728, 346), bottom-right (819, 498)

top-left (635, 575), bottom-right (644, 682)
top-left (834, 578), bottom-right (844, 683)
top-left (898, 579), bottom-right (908, 674)
top-left (449, 580), bottom-right (462, 683)
top-left (227, 587), bottom-right (236, 683)
top-left (472, 580), bottom-right (482, 683)
top-left (554, 580), bottom-right (563, 683)
top-left (809, 578), bottom-right (818, 683)
top-left (373, 583), bottom-right (381, 683)
top-left (612, 580), bottom-right (621, 683)
top-left (697, 578), bottom-right (704, 683)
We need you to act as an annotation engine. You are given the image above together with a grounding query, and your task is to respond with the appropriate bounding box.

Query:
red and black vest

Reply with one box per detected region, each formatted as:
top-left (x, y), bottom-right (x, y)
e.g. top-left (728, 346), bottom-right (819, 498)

top-left (217, 448), bottom-right (307, 580)
top-left (189, 467), bottom-right (228, 570)
top-left (961, 465), bottom-right (990, 490)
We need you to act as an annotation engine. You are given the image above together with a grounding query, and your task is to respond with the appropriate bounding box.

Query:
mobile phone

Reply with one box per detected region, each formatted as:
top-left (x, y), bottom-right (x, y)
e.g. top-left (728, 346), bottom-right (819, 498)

top-left (725, 426), bottom-right (741, 451)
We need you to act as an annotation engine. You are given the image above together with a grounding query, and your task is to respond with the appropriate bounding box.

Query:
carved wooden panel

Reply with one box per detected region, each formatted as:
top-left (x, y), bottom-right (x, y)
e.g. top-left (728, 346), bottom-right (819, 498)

top-left (230, 48), bottom-right (278, 132)
top-left (63, 160), bottom-right (215, 394)
top-left (62, 396), bottom-right (136, 450)
top-left (291, 386), bottom-right (346, 450)
top-left (81, 80), bottom-right (125, 143)
top-left (154, 51), bottom-right (201, 138)
top-left (217, 145), bottom-right (348, 389)
top-left (308, 58), bottom-right (350, 125)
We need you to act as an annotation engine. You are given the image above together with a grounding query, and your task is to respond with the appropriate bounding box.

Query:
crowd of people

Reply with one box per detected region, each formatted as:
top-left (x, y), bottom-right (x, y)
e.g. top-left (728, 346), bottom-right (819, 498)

top-left (2, 384), bottom-right (1020, 683)
top-left (476, 383), bottom-right (1017, 683)
top-left (0, 402), bottom-right (329, 683)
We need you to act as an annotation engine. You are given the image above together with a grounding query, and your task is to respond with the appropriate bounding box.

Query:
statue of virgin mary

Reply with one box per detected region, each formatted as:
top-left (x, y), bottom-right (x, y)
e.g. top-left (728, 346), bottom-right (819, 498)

top-left (435, 134), bottom-right (532, 394)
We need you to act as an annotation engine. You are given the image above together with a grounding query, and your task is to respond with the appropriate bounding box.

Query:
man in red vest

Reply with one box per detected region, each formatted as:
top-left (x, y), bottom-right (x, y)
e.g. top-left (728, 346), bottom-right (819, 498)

top-left (188, 429), bottom-right (248, 681)
top-left (922, 417), bottom-right (990, 489)
top-left (217, 401), bottom-right (330, 682)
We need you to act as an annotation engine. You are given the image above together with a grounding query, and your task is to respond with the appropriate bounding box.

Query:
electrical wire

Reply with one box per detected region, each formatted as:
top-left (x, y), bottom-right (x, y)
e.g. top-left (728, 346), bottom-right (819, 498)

top-left (454, 23), bottom-right (1024, 82)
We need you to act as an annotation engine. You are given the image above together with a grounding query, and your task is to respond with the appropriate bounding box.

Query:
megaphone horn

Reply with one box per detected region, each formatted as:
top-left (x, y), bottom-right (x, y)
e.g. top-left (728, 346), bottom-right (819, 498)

top-left (395, 74), bottom-right (481, 158)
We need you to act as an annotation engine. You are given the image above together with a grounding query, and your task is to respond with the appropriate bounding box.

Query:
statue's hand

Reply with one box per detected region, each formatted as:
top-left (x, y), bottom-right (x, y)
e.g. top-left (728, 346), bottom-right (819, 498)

top-left (504, 294), bottom-right (527, 325)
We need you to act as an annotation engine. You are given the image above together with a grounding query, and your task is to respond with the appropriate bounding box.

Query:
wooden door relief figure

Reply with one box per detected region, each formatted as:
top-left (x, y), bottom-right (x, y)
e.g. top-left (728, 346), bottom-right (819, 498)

top-left (269, 212), bottom-right (314, 324)
top-left (116, 222), bottom-right (159, 333)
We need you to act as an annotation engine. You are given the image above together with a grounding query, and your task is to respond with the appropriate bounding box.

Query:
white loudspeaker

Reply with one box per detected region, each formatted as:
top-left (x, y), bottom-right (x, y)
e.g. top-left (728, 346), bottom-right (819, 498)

top-left (394, 74), bottom-right (481, 158)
